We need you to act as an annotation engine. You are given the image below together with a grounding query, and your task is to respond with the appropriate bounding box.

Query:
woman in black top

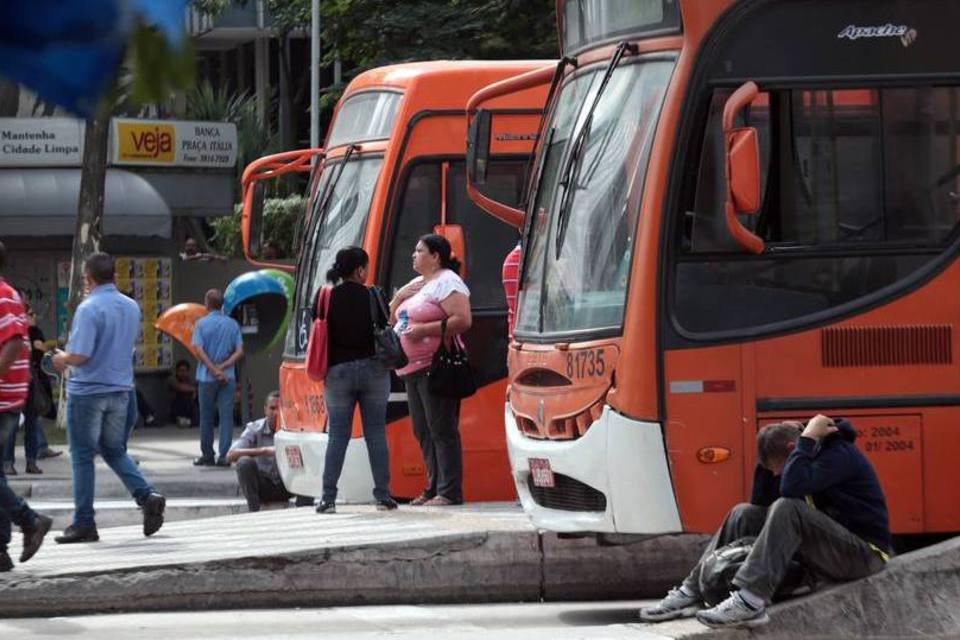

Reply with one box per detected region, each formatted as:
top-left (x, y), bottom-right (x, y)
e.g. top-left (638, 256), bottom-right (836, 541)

top-left (316, 247), bottom-right (396, 513)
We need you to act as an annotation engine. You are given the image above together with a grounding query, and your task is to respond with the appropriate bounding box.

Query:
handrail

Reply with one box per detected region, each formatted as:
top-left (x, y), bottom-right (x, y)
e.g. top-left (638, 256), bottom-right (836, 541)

top-left (465, 65), bottom-right (556, 228)
top-left (722, 81), bottom-right (764, 255)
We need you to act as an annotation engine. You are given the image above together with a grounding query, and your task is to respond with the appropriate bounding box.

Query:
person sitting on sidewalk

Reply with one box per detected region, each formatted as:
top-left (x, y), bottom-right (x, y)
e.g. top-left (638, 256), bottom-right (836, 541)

top-left (168, 359), bottom-right (197, 428)
top-left (226, 391), bottom-right (311, 512)
top-left (639, 415), bottom-right (891, 629)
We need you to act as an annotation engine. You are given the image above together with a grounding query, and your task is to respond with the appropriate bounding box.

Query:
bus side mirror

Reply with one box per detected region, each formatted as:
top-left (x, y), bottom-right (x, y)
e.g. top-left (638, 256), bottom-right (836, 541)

top-left (467, 109), bottom-right (492, 187)
top-left (434, 224), bottom-right (467, 280)
top-left (246, 181), bottom-right (267, 257)
top-left (722, 82), bottom-right (764, 254)
top-left (240, 148), bottom-right (323, 272)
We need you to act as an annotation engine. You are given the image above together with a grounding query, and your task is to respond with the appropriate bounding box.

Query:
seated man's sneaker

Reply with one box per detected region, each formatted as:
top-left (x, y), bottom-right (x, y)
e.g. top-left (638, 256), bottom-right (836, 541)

top-left (695, 591), bottom-right (769, 629)
top-left (639, 586), bottom-right (702, 622)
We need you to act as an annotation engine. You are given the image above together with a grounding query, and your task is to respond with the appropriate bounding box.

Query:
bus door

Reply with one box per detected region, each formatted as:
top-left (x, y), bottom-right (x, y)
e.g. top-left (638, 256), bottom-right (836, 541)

top-left (666, 78), bottom-right (960, 534)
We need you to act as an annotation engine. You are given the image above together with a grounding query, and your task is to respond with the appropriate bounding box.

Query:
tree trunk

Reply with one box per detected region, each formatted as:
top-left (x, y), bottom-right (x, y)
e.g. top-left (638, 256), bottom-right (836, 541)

top-left (57, 103), bottom-right (111, 428)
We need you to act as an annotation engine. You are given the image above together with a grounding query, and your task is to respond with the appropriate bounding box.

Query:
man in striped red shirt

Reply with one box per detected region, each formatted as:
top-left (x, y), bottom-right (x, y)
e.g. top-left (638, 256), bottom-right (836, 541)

top-left (501, 240), bottom-right (521, 338)
top-left (0, 240), bottom-right (52, 571)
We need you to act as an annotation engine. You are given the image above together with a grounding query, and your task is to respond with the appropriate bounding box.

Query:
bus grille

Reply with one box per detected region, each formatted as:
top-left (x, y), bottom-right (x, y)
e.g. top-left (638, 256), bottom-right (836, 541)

top-left (527, 473), bottom-right (607, 512)
top-left (822, 325), bottom-right (952, 367)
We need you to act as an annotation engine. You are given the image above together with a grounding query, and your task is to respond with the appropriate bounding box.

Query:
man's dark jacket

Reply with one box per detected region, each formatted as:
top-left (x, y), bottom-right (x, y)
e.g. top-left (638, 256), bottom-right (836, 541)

top-left (750, 418), bottom-right (891, 551)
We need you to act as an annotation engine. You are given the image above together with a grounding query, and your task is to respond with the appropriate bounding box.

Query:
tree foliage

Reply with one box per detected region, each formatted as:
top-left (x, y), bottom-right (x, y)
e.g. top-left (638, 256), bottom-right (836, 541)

top-left (269, 0), bottom-right (557, 71)
top-left (211, 195), bottom-right (305, 258)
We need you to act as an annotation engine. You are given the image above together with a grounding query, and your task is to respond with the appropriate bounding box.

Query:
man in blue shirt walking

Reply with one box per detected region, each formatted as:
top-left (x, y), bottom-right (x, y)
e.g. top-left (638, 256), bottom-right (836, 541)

top-left (51, 253), bottom-right (165, 543)
top-left (192, 289), bottom-right (244, 467)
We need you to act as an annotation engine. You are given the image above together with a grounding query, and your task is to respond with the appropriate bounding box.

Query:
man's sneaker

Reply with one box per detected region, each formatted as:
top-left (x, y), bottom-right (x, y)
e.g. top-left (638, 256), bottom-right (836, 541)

top-left (695, 591), bottom-right (769, 629)
top-left (315, 501), bottom-right (336, 514)
top-left (0, 551), bottom-right (12, 572)
top-left (639, 587), bottom-right (702, 622)
top-left (376, 498), bottom-right (399, 511)
top-left (141, 493), bottom-right (166, 537)
top-left (193, 456), bottom-right (215, 466)
top-left (20, 514), bottom-right (53, 562)
top-left (3, 463), bottom-right (16, 476)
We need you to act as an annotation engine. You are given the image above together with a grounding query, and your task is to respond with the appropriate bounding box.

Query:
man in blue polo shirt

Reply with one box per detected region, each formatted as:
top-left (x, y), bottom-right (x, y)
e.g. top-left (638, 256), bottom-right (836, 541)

top-left (192, 288), bottom-right (243, 467)
top-left (51, 253), bottom-right (165, 544)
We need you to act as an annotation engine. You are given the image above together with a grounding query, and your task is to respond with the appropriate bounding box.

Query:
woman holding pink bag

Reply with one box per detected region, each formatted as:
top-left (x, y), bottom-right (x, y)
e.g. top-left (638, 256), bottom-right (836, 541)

top-left (390, 234), bottom-right (472, 506)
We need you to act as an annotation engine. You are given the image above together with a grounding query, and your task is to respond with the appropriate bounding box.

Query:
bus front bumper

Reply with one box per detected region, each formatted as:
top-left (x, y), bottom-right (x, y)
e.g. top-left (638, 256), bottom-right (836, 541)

top-left (275, 429), bottom-right (375, 502)
top-left (505, 404), bottom-right (682, 534)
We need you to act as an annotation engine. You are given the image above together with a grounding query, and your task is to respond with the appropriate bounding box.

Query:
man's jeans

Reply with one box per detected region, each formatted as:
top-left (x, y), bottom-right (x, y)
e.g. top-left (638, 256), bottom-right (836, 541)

top-left (4, 387), bottom-right (38, 464)
top-left (236, 457), bottom-right (292, 512)
top-left (322, 358), bottom-right (391, 503)
top-left (199, 380), bottom-right (236, 460)
top-left (0, 410), bottom-right (39, 553)
top-left (682, 498), bottom-right (886, 602)
top-left (67, 391), bottom-right (154, 527)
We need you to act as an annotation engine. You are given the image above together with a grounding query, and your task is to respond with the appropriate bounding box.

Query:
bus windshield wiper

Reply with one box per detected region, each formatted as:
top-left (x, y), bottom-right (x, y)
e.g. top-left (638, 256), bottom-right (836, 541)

top-left (315, 143), bottom-right (359, 219)
top-left (299, 144), bottom-right (360, 306)
top-left (554, 41), bottom-right (637, 259)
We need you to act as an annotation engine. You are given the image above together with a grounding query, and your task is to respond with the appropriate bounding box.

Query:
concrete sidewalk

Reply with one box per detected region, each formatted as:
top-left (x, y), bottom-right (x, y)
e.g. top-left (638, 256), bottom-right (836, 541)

top-left (0, 503), bottom-right (706, 619)
top-left (7, 425), bottom-right (240, 500)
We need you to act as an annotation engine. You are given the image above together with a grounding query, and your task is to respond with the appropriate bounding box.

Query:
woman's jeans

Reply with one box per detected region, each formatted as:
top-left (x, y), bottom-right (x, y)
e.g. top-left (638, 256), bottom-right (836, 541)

top-left (322, 358), bottom-right (391, 503)
top-left (403, 368), bottom-right (463, 503)
top-left (4, 385), bottom-right (38, 465)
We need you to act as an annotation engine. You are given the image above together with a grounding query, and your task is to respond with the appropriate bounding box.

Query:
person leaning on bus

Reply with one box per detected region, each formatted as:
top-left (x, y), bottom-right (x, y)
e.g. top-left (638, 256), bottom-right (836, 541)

top-left (389, 234), bottom-right (471, 506)
top-left (640, 415), bottom-right (891, 630)
top-left (314, 247), bottom-right (397, 514)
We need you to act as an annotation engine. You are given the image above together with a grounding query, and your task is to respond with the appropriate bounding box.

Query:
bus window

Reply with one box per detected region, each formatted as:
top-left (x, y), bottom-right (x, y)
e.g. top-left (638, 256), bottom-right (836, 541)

top-left (327, 92), bottom-right (402, 148)
top-left (447, 162), bottom-right (524, 309)
top-left (674, 85), bottom-right (960, 336)
top-left (386, 160), bottom-right (524, 309)
top-left (284, 155), bottom-right (383, 357)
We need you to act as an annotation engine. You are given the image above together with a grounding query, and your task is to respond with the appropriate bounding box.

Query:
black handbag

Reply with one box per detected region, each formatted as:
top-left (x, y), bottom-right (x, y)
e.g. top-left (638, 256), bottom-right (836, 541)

top-left (368, 286), bottom-right (408, 370)
top-left (30, 373), bottom-right (53, 417)
top-left (427, 318), bottom-right (477, 399)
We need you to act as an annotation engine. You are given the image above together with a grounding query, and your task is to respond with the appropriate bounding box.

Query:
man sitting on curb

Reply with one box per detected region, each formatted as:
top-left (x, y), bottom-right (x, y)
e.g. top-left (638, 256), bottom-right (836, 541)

top-left (226, 391), bottom-right (312, 512)
top-left (639, 414), bottom-right (891, 629)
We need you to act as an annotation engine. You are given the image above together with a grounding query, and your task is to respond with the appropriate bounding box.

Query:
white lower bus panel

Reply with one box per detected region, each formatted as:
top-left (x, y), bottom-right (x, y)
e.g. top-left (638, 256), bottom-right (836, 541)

top-left (274, 429), bottom-right (376, 503)
top-left (505, 403), bottom-right (682, 534)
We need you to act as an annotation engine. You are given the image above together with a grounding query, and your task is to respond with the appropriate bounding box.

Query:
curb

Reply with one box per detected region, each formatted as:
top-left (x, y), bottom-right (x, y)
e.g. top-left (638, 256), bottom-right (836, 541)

top-left (0, 529), bottom-right (706, 618)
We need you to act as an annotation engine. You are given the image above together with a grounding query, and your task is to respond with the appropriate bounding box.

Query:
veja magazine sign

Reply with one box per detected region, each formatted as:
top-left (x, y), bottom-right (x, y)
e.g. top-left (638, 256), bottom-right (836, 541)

top-left (0, 117), bottom-right (237, 168)
top-left (112, 118), bottom-right (237, 168)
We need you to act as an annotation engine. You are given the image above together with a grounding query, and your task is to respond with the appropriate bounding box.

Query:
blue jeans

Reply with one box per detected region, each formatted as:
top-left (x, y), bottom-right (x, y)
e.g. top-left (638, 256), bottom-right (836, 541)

top-left (0, 410), bottom-right (39, 553)
top-left (4, 385), bottom-right (38, 464)
top-left (125, 388), bottom-right (138, 444)
top-left (67, 391), bottom-right (154, 527)
top-left (199, 379), bottom-right (236, 460)
top-left (322, 358), bottom-right (391, 503)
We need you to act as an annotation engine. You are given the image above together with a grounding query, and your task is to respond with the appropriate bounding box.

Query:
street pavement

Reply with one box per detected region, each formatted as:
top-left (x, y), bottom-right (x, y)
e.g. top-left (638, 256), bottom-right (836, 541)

top-left (0, 602), bottom-right (712, 639)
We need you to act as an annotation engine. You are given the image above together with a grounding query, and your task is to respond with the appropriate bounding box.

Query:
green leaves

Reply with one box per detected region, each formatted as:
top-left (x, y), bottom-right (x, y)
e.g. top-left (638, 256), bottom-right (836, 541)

top-left (211, 196), bottom-right (305, 257)
top-left (126, 25), bottom-right (197, 106)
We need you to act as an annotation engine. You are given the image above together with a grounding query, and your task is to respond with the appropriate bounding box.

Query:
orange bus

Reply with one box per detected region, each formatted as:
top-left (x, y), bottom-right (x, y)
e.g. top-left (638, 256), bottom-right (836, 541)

top-left (241, 61), bottom-right (550, 502)
top-left (467, 0), bottom-right (960, 538)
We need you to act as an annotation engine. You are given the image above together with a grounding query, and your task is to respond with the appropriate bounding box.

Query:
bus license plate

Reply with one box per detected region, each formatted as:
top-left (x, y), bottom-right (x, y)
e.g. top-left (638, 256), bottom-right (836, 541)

top-left (285, 446), bottom-right (304, 470)
top-left (529, 458), bottom-right (555, 488)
